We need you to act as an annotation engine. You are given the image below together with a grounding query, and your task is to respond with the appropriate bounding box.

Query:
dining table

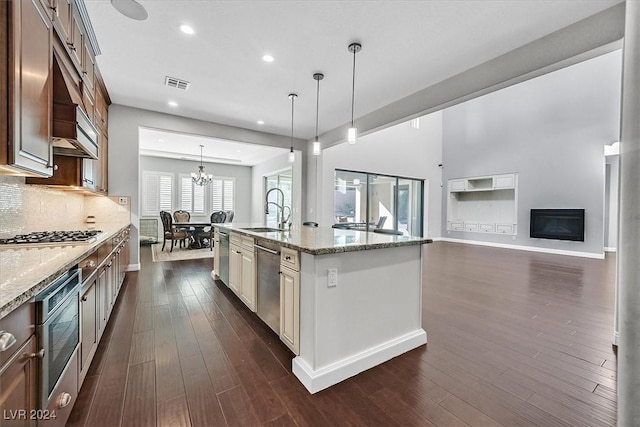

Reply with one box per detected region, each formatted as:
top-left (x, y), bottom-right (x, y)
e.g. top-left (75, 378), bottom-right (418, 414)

top-left (174, 221), bottom-right (212, 249)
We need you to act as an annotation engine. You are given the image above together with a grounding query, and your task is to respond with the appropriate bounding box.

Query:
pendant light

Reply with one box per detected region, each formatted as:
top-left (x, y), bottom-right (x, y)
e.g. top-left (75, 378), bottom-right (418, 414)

top-left (192, 145), bottom-right (213, 186)
top-left (312, 73), bottom-right (324, 156)
top-left (347, 42), bottom-right (361, 144)
top-left (288, 93), bottom-right (297, 163)
top-left (111, 0), bottom-right (148, 20)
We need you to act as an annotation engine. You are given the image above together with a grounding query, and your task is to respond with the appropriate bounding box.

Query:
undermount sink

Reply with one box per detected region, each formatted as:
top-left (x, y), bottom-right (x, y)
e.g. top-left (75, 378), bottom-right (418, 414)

top-left (240, 227), bottom-right (284, 233)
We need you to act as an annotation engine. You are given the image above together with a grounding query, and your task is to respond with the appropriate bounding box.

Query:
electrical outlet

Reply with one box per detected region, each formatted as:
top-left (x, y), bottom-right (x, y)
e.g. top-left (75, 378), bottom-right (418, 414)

top-left (118, 197), bottom-right (128, 205)
top-left (327, 268), bottom-right (338, 288)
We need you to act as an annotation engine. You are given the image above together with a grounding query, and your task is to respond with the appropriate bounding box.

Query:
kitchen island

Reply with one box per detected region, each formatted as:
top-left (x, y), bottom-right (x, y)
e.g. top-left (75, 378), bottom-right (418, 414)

top-left (213, 224), bottom-right (430, 393)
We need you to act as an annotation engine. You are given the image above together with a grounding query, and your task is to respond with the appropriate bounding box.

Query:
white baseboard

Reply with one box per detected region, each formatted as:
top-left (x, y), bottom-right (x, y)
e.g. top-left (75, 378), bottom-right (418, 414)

top-left (613, 330), bottom-right (619, 346)
top-left (438, 238), bottom-right (605, 259)
top-left (292, 329), bottom-right (427, 394)
top-left (126, 264), bottom-right (140, 271)
top-left (604, 247), bottom-right (617, 252)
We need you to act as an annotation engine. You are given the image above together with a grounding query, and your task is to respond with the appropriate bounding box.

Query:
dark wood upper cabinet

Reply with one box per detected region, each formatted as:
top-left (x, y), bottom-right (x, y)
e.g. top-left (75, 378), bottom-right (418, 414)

top-left (68, 7), bottom-right (83, 69)
top-left (52, 0), bottom-right (72, 44)
top-left (0, 0), bottom-right (54, 177)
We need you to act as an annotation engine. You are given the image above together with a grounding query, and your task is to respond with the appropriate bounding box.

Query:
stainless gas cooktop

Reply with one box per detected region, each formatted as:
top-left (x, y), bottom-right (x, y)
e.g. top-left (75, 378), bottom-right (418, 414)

top-left (0, 230), bottom-right (103, 247)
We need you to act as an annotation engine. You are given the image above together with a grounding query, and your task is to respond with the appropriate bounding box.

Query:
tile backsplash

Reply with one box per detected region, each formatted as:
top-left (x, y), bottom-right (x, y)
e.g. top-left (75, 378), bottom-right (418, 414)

top-left (0, 176), bottom-right (130, 238)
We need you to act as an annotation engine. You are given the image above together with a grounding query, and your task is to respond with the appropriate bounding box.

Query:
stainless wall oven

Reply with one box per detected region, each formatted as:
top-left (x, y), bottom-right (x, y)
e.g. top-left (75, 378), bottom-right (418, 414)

top-left (35, 267), bottom-right (80, 410)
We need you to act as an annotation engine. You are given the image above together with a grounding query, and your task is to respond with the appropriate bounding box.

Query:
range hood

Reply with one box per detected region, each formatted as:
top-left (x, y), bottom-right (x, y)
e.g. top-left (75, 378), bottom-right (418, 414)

top-left (51, 55), bottom-right (99, 159)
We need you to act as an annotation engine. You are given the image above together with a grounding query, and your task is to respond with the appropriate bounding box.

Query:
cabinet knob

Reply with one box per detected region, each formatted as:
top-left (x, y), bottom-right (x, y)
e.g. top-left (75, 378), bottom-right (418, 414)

top-left (88, 260), bottom-right (96, 268)
top-left (81, 295), bottom-right (88, 302)
top-left (56, 392), bottom-right (72, 409)
top-left (29, 349), bottom-right (45, 359)
top-left (67, 43), bottom-right (76, 51)
top-left (285, 255), bottom-right (292, 261)
top-left (0, 331), bottom-right (17, 352)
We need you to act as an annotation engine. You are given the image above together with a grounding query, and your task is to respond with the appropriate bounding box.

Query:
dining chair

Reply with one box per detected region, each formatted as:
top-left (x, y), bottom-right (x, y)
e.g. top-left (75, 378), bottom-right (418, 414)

top-left (160, 211), bottom-right (189, 252)
top-left (225, 210), bottom-right (235, 223)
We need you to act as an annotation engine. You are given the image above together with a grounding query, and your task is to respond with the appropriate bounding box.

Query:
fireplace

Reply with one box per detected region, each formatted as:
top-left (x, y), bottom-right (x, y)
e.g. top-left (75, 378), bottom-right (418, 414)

top-left (530, 209), bottom-right (585, 242)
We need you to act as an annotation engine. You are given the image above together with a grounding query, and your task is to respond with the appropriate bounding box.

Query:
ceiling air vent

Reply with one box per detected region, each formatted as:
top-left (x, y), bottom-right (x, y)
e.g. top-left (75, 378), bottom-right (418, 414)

top-left (165, 76), bottom-right (190, 90)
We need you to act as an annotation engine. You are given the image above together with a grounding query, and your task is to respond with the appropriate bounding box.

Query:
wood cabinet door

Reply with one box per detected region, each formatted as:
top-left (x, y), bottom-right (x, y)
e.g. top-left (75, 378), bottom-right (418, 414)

top-left (0, 336), bottom-right (38, 427)
top-left (240, 249), bottom-right (256, 312)
top-left (52, 0), bottom-right (72, 43)
top-left (8, 0), bottom-right (53, 176)
top-left (279, 266), bottom-right (299, 355)
top-left (82, 41), bottom-right (95, 96)
top-left (68, 8), bottom-right (82, 68)
top-left (79, 278), bottom-right (97, 384)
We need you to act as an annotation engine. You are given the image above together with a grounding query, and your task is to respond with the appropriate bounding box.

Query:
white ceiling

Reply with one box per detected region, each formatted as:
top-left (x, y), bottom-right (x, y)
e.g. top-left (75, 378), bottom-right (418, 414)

top-left (138, 127), bottom-right (286, 166)
top-left (85, 0), bottom-right (621, 142)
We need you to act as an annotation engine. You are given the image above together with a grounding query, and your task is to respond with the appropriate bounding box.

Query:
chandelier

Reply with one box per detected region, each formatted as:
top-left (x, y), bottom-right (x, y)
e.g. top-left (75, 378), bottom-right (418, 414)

top-left (192, 144), bottom-right (213, 186)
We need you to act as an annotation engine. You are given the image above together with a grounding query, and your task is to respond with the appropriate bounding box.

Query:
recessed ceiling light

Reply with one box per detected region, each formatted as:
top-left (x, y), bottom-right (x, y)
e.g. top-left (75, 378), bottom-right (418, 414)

top-left (158, 139), bottom-right (165, 143)
top-left (168, 101), bottom-right (178, 107)
top-left (262, 54), bottom-right (274, 63)
top-left (180, 24), bottom-right (195, 35)
top-left (257, 120), bottom-right (264, 125)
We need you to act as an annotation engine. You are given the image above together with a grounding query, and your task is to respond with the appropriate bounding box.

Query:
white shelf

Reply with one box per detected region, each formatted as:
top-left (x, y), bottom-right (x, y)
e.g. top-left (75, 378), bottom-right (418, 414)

top-left (447, 174), bottom-right (518, 235)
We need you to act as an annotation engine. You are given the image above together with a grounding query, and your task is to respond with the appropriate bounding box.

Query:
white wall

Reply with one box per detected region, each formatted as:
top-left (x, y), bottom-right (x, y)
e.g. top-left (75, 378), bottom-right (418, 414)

top-left (139, 155), bottom-right (252, 222)
top-left (442, 50), bottom-right (622, 255)
top-left (318, 112), bottom-right (443, 238)
top-left (605, 155), bottom-right (619, 250)
top-left (250, 151), bottom-right (302, 226)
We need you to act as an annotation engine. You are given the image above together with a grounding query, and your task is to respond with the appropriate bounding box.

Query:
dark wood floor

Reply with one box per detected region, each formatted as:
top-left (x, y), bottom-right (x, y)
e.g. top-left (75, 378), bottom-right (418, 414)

top-left (68, 241), bottom-right (617, 426)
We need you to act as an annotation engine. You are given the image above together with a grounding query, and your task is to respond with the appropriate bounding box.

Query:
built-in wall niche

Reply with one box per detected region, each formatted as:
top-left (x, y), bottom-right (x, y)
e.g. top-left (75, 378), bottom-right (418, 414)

top-left (447, 173), bottom-right (518, 235)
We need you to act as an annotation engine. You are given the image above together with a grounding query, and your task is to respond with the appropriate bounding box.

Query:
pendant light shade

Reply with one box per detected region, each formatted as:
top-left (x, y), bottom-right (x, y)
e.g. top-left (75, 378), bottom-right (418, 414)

top-left (347, 42), bottom-right (361, 144)
top-left (288, 93), bottom-right (297, 163)
top-left (111, 0), bottom-right (148, 20)
top-left (192, 145), bottom-right (213, 186)
top-left (313, 73), bottom-right (324, 156)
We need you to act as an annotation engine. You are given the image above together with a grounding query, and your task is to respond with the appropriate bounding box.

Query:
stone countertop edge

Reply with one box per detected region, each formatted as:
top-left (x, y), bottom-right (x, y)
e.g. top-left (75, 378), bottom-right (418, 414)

top-left (0, 223), bottom-right (131, 320)
top-left (214, 224), bottom-right (433, 255)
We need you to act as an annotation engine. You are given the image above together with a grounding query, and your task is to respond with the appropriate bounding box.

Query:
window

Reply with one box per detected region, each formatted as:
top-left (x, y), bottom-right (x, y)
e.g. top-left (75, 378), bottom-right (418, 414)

top-left (334, 169), bottom-right (424, 236)
top-left (179, 175), bottom-right (206, 214)
top-left (212, 177), bottom-right (234, 212)
top-left (142, 171), bottom-right (173, 216)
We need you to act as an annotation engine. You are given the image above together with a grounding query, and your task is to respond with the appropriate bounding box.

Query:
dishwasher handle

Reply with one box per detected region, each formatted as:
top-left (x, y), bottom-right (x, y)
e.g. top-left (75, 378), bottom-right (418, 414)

top-left (254, 244), bottom-right (280, 256)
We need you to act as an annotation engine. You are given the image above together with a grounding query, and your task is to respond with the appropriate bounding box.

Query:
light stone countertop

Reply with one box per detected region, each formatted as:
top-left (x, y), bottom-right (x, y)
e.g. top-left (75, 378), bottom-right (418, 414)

top-left (0, 222), bottom-right (130, 319)
top-left (214, 223), bottom-right (432, 255)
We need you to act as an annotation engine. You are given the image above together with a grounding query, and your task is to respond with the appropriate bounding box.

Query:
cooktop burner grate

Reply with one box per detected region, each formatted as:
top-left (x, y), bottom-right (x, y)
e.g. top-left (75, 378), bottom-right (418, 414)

top-left (0, 230), bottom-right (103, 246)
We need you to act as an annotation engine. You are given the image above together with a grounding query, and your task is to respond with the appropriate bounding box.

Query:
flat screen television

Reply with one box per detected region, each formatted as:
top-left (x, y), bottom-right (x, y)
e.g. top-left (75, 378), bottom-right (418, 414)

top-left (530, 209), bottom-right (585, 242)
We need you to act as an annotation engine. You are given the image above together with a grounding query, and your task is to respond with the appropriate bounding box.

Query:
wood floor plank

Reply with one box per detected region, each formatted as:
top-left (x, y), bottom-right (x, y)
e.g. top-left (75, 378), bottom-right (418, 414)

top-left (268, 375), bottom-right (333, 427)
top-left (439, 395), bottom-right (505, 427)
top-left (129, 329), bottom-right (155, 365)
top-left (217, 385), bottom-right (261, 427)
top-left (368, 387), bottom-right (438, 426)
top-left (180, 354), bottom-right (227, 427)
top-left (157, 395), bottom-right (191, 427)
top-left (133, 301), bottom-right (154, 332)
top-left (153, 304), bottom-right (186, 403)
top-left (121, 361), bottom-right (156, 427)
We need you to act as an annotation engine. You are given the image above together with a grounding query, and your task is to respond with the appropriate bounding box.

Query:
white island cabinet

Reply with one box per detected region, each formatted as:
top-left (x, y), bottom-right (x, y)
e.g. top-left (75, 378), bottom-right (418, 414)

top-left (212, 224), bottom-right (430, 394)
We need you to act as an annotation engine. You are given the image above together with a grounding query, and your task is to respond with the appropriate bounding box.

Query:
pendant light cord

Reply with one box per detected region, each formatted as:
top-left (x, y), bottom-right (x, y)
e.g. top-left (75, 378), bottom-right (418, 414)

top-left (351, 48), bottom-right (356, 128)
top-left (315, 78), bottom-right (320, 139)
top-left (290, 95), bottom-right (295, 148)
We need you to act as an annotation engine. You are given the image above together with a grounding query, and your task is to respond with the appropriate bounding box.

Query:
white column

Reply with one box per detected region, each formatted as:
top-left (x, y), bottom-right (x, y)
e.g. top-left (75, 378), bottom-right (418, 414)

top-left (618, 1), bottom-right (640, 425)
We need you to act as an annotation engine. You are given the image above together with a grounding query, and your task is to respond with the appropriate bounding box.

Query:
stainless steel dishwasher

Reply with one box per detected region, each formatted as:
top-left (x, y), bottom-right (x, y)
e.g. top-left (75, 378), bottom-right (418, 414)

top-left (219, 229), bottom-right (230, 286)
top-left (255, 239), bottom-right (281, 333)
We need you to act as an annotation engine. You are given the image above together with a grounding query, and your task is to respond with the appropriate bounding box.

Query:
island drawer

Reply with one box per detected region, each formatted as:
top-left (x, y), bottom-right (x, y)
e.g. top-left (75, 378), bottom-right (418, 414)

top-left (0, 300), bottom-right (35, 367)
top-left (230, 233), bottom-right (242, 246)
top-left (281, 247), bottom-right (299, 271)
top-left (240, 236), bottom-right (254, 250)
